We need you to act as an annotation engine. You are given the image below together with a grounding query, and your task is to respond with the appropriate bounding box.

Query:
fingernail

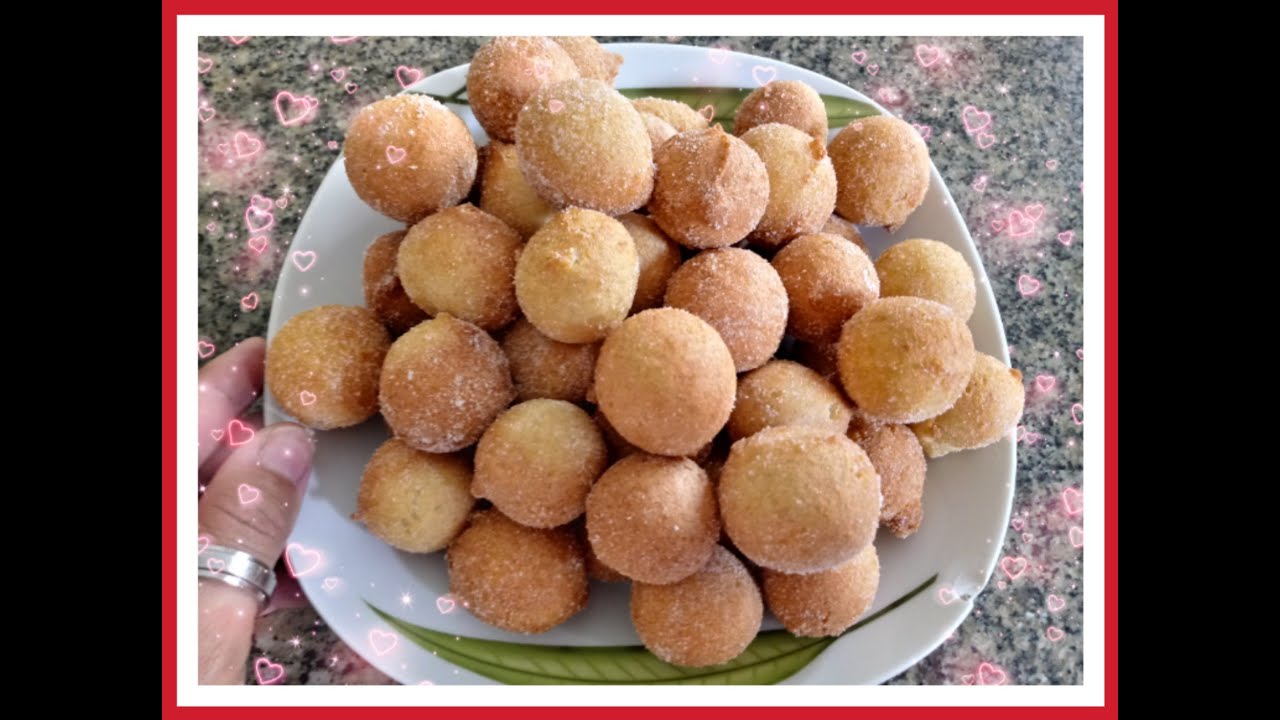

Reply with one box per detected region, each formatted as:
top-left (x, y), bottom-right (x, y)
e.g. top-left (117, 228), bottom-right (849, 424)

top-left (258, 424), bottom-right (314, 485)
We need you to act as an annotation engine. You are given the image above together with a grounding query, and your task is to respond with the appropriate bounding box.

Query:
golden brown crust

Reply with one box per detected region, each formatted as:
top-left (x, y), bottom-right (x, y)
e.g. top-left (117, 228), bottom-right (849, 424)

top-left (467, 36), bottom-right (579, 143)
top-left (618, 213), bottom-right (683, 314)
top-left (771, 232), bottom-right (880, 344)
top-left (638, 112), bottom-right (678, 150)
top-left (362, 230), bottom-right (428, 335)
top-left (500, 318), bottom-right (599, 403)
top-left (354, 438), bottom-right (474, 553)
top-left (820, 214), bottom-right (870, 254)
top-left (911, 352), bottom-right (1025, 458)
top-left (631, 97), bottom-right (710, 132)
top-left (741, 123), bottom-right (837, 249)
top-left (762, 545), bottom-right (879, 637)
top-left (729, 360), bottom-right (853, 441)
top-left (478, 141), bottom-right (556, 239)
top-left (828, 115), bottom-right (931, 230)
top-left (734, 80), bottom-right (828, 141)
top-left (552, 36), bottom-right (623, 83)
top-left (848, 410), bottom-right (926, 537)
top-left (876, 238), bottom-right (977, 320)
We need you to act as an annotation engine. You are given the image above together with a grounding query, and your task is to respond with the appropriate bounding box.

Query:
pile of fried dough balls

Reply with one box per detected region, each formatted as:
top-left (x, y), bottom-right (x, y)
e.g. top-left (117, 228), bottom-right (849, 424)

top-left (265, 36), bottom-right (1026, 667)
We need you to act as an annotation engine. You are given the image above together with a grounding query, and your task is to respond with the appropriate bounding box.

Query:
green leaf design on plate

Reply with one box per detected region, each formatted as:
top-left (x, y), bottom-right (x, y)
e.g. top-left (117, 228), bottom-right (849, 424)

top-left (367, 573), bottom-right (935, 685)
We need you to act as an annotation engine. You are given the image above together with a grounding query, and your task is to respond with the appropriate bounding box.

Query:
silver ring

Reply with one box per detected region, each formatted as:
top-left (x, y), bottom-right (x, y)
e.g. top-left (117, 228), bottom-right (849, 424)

top-left (198, 545), bottom-right (277, 605)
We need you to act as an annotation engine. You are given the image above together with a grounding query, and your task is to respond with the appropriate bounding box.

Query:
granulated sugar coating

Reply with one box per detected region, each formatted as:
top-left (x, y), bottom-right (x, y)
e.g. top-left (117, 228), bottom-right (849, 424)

top-left (478, 141), bottom-right (556, 239)
top-left (447, 509), bottom-right (588, 634)
top-left (361, 230), bottom-right (428, 335)
top-left (378, 314), bottom-right (515, 453)
top-left (344, 94), bottom-right (477, 224)
top-left (585, 454), bottom-right (720, 584)
top-left (663, 247), bottom-right (787, 372)
top-left (516, 78), bottom-right (654, 215)
top-left (551, 36), bottom-right (623, 83)
top-left (618, 213), bottom-right (683, 314)
top-left (762, 544), bottom-right (880, 638)
top-left (718, 426), bottom-right (881, 574)
top-left (397, 204), bottom-right (523, 332)
top-left (772, 232), bottom-right (880, 344)
top-left (729, 360), bottom-right (853, 440)
top-left (631, 97), bottom-right (711, 132)
top-left (638, 112), bottom-right (678, 150)
top-left (649, 126), bottom-right (770, 249)
top-left (836, 297), bottom-right (975, 424)
top-left (594, 308), bottom-right (737, 457)
top-left (467, 36), bottom-right (579, 143)
top-left (820, 214), bottom-right (871, 254)
top-left (473, 399), bottom-right (608, 528)
top-left (515, 207), bottom-right (639, 343)
top-left (500, 318), bottom-right (599, 403)
top-left (911, 352), bottom-right (1025, 458)
top-left (354, 438), bottom-right (474, 553)
top-left (630, 545), bottom-right (763, 667)
top-left (875, 238), bottom-right (977, 320)
top-left (828, 115), bottom-right (931, 230)
top-left (733, 80), bottom-right (829, 142)
top-left (848, 409), bottom-right (926, 538)
top-left (741, 123), bottom-right (837, 249)
top-left (266, 305), bottom-right (390, 429)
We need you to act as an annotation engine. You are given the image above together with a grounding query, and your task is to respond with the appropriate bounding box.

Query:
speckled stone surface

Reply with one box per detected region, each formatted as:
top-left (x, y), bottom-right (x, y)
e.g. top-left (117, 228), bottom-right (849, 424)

top-left (197, 36), bottom-right (1083, 686)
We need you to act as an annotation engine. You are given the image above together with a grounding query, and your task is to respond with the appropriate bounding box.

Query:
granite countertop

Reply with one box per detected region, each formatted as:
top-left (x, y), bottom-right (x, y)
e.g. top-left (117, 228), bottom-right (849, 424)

top-left (197, 36), bottom-right (1083, 686)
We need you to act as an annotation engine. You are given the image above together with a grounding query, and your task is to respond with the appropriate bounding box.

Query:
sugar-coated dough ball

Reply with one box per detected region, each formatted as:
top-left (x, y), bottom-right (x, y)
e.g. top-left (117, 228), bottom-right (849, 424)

top-left (500, 318), bottom-right (598, 403)
top-left (345, 95), bottom-right (477, 223)
top-left (473, 399), bottom-right (608, 528)
top-left (639, 112), bottom-right (678, 150)
top-left (467, 36), bottom-right (579, 143)
top-left (631, 97), bottom-right (710, 132)
top-left (362, 230), bottom-right (428, 334)
top-left (828, 115), bottom-right (931, 230)
top-left (772, 232), bottom-right (879, 344)
top-left (762, 545), bottom-right (879, 637)
top-left (582, 523), bottom-right (629, 582)
top-left (740, 123), bottom-right (837, 248)
top-left (848, 410), bottom-right (926, 538)
top-left (552, 36), bottom-right (623, 83)
top-left (397, 204), bottom-right (522, 332)
top-left (630, 546), bottom-right (762, 667)
top-left (618, 213), bottom-right (682, 314)
top-left (718, 426), bottom-right (881, 574)
top-left (649, 126), bottom-right (770, 249)
top-left (836, 297), bottom-right (975, 424)
top-left (266, 305), bottom-right (390, 429)
top-left (911, 352), bottom-right (1025, 458)
top-left (729, 360), bottom-right (853, 440)
top-left (876, 238), bottom-right (977, 320)
top-left (586, 454), bottom-right (720, 584)
top-left (663, 248), bottom-right (787, 372)
top-left (354, 438), bottom-right (473, 552)
top-left (734, 80), bottom-right (828, 141)
top-left (379, 314), bottom-right (516, 452)
top-left (478, 141), bottom-right (555, 238)
top-left (515, 207), bottom-right (639, 343)
top-left (516, 78), bottom-right (654, 215)
top-left (595, 308), bottom-right (737, 457)
top-left (821, 214), bottom-right (870, 254)
top-left (448, 509), bottom-right (587, 633)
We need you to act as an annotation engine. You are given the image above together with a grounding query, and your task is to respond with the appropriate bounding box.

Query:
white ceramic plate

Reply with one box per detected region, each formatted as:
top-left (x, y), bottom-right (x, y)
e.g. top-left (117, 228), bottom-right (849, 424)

top-left (266, 42), bottom-right (1014, 685)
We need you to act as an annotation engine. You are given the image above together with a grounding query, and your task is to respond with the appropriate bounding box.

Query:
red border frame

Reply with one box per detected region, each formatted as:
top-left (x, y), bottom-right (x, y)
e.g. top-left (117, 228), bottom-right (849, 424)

top-left (165, 4), bottom-right (1117, 718)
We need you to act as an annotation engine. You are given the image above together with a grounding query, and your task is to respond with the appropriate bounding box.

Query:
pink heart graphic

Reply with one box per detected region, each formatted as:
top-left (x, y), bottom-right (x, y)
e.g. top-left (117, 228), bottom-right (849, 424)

top-left (227, 419), bottom-right (255, 447)
top-left (329, 68), bottom-right (346, 82)
top-left (751, 65), bottom-right (777, 86)
top-left (299, 390), bottom-right (317, 406)
top-left (877, 87), bottom-right (905, 106)
top-left (1025, 203), bottom-right (1044, 220)
top-left (961, 106), bottom-right (991, 134)
top-left (912, 123), bottom-right (931, 140)
top-left (1046, 626), bottom-right (1065, 642)
top-left (1071, 403), bottom-right (1084, 425)
top-left (291, 250), bottom-right (317, 272)
top-left (244, 206), bottom-right (274, 234)
top-left (850, 50), bottom-right (867, 65)
top-left (1017, 275), bottom-right (1042, 297)
top-left (321, 577), bottom-right (340, 591)
top-left (330, 36), bottom-right (359, 44)
top-left (240, 292), bottom-right (259, 311)
top-left (698, 105), bottom-right (715, 121)
top-left (1069, 526), bottom-right (1084, 548)
top-left (198, 107), bottom-right (215, 123)
top-left (707, 46), bottom-right (729, 65)
top-left (369, 629), bottom-right (398, 656)
top-left (228, 36), bottom-right (251, 46)
top-left (1007, 210), bottom-right (1035, 238)
top-left (1035, 375), bottom-right (1056, 392)
top-left (976, 132), bottom-right (996, 149)
top-left (217, 143), bottom-right (230, 155)
top-left (978, 662), bottom-right (1007, 685)
top-left (247, 236), bottom-right (269, 254)
top-left (1022, 532), bottom-right (1034, 544)
top-left (1047, 594), bottom-right (1066, 612)
top-left (915, 44), bottom-right (942, 67)
top-left (249, 194), bottom-right (273, 212)
top-left (197, 341), bottom-right (216, 359)
top-left (198, 535), bottom-right (210, 554)
top-left (972, 175), bottom-right (988, 192)
top-left (198, 56), bottom-right (213, 74)
top-left (1020, 429), bottom-right (1041, 445)
top-left (991, 218), bottom-right (1007, 232)
top-left (1011, 518), bottom-right (1025, 531)
top-left (1076, 348), bottom-right (1084, 360)
top-left (327, 140), bottom-right (339, 150)
top-left (1045, 158), bottom-right (1059, 170)
top-left (385, 145), bottom-right (407, 164)
top-left (960, 674), bottom-right (975, 685)
top-left (237, 483), bottom-right (260, 505)
top-left (436, 595), bottom-right (456, 614)
top-left (345, 82), bottom-right (358, 94)
top-left (254, 657), bottom-right (285, 685)
top-left (395, 65), bottom-right (423, 89)
top-left (1000, 556), bottom-right (1028, 580)
top-left (206, 558), bottom-right (226, 573)
top-left (937, 587), bottom-right (960, 605)
top-left (1062, 487), bottom-right (1083, 516)
top-left (1057, 230), bottom-right (1075, 246)
top-left (275, 196), bottom-right (288, 209)
top-left (273, 91), bottom-right (315, 127)
top-left (210, 429), bottom-right (224, 442)
top-left (285, 543), bottom-right (322, 577)
top-left (233, 131), bottom-right (262, 159)
top-left (867, 63), bottom-right (880, 76)
top-left (545, 98), bottom-right (566, 114)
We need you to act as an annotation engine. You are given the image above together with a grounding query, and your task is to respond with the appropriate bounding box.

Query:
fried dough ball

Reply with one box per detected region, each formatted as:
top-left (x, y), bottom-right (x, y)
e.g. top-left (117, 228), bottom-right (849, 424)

top-left (586, 454), bottom-right (719, 584)
top-left (649, 126), bottom-right (770, 250)
top-left (734, 80), bottom-right (828, 141)
top-left (828, 115), bottom-right (931, 230)
top-left (911, 352), bottom-right (1025, 458)
top-left (728, 360), bottom-right (853, 440)
top-left (514, 207), bottom-right (638, 343)
top-left (771, 232), bottom-right (879, 344)
top-left (740, 123), bottom-right (837, 248)
top-left (718, 426), bottom-right (881, 574)
top-left (344, 95), bottom-right (477, 223)
top-left (473, 399), bottom-right (608, 528)
top-left (630, 546), bottom-right (762, 667)
top-left (848, 410), bottom-right (926, 538)
top-left (467, 36), bottom-right (579, 143)
top-left (762, 545), bottom-right (879, 637)
top-left (631, 97), bottom-right (710, 132)
top-left (552, 36), bottom-right (623, 83)
top-left (266, 305), bottom-right (390, 429)
top-left (362, 230), bottom-right (428, 334)
top-left (447, 509), bottom-right (588, 633)
top-left (875, 238), bottom-right (977, 320)
top-left (638, 112), bottom-right (678, 149)
top-left (594, 308), bottom-right (737, 457)
top-left (354, 438), bottom-right (473, 553)
top-left (836, 297), bottom-right (975, 424)
top-left (379, 314), bottom-right (515, 452)
top-left (820, 214), bottom-right (870, 254)
top-left (516, 78), bottom-right (654, 215)
top-left (500, 318), bottom-right (599, 402)
top-left (478, 141), bottom-right (555, 238)
top-left (663, 248), bottom-right (787, 372)
top-left (397, 204), bottom-right (523, 332)
top-left (618, 213), bottom-right (682, 314)
top-left (584, 532), bottom-right (629, 582)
